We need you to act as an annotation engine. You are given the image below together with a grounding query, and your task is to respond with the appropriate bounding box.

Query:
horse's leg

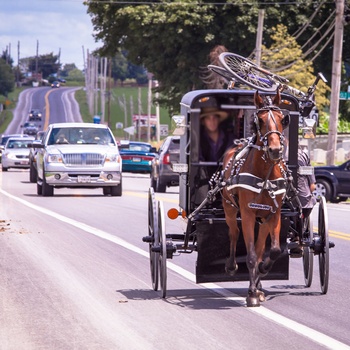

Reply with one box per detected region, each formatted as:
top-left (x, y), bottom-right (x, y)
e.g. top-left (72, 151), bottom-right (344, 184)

top-left (257, 217), bottom-right (282, 277)
top-left (223, 201), bottom-right (239, 275)
top-left (240, 211), bottom-right (260, 307)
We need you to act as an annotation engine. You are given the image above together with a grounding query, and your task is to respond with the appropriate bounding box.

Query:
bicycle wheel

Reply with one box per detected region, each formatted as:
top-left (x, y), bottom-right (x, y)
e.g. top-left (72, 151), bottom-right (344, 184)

top-left (207, 64), bottom-right (236, 83)
top-left (219, 52), bottom-right (278, 92)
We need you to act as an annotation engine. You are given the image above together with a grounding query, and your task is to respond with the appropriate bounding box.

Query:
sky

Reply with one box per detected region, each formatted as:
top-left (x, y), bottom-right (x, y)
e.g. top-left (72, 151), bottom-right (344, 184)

top-left (0, 0), bottom-right (101, 70)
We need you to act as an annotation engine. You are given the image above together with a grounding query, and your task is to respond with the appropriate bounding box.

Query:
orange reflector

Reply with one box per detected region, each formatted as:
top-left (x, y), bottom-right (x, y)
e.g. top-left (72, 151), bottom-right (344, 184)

top-left (167, 208), bottom-right (179, 220)
top-left (281, 99), bottom-right (292, 105)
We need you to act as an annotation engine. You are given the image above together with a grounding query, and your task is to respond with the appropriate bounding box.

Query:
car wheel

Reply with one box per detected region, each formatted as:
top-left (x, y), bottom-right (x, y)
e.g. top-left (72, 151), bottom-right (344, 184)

top-left (155, 177), bottom-right (166, 193)
top-left (37, 182), bottom-right (42, 195)
top-left (2, 166), bottom-right (8, 172)
top-left (29, 162), bottom-right (37, 183)
top-left (110, 184), bottom-right (122, 197)
top-left (314, 179), bottom-right (332, 202)
top-left (150, 175), bottom-right (157, 190)
top-left (331, 196), bottom-right (347, 203)
top-left (103, 187), bottom-right (111, 196)
top-left (42, 175), bottom-right (54, 197)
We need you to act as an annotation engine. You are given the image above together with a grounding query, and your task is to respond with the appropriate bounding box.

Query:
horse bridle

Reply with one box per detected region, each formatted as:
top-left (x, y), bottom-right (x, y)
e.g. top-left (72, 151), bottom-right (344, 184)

top-left (252, 104), bottom-right (290, 162)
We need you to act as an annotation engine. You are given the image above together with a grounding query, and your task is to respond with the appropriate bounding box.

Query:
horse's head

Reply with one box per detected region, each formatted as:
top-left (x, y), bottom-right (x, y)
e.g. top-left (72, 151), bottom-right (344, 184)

top-left (253, 90), bottom-right (289, 162)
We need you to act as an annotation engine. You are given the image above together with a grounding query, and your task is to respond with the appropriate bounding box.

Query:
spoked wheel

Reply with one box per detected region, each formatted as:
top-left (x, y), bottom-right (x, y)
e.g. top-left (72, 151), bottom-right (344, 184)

top-left (207, 64), bottom-right (237, 83)
top-left (302, 214), bottom-right (314, 288)
top-left (158, 200), bottom-right (167, 298)
top-left (318, 196), bottom-right (329, 294)
top-left (148, 187), bottom-right (159, 291)
top-left (219, 52), bottom-right (278, 92)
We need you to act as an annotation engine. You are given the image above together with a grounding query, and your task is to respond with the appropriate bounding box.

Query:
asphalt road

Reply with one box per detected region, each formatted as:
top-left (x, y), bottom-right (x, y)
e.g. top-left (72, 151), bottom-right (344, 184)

top-left (0, 169), bottom-right (349, 350)
top-left (0, 87), bottom-right (349, 349)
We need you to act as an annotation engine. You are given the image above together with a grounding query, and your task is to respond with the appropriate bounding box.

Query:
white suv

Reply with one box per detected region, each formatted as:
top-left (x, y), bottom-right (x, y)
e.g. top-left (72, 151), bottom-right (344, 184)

top-left (32, 123), bottom-right (123, 197)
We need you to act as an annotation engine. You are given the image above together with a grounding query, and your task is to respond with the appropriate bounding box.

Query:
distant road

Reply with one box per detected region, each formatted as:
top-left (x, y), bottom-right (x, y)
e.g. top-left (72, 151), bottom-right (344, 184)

top-left (5, 86), bottom-right (83, 135)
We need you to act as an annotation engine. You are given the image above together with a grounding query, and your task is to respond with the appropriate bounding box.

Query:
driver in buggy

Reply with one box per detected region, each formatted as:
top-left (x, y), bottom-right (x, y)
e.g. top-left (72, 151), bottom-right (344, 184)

top-left (193, 96), bottom-right (240, 207)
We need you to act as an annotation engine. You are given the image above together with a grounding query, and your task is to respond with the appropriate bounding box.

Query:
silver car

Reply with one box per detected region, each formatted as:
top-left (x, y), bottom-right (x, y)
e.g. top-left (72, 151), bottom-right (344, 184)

top-left (33, 123), bottom-right (123, 197)
top-left (2, 137), bottom-right (35, 171)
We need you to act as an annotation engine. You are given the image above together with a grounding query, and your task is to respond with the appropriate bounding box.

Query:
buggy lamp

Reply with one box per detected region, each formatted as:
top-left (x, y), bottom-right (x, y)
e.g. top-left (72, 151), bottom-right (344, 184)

top-left (172, 163), bottom-right (188, 173)
top-left (298, 166), bottom-right (314, 175)
top-left (167, 208), bottom-right (186, 220)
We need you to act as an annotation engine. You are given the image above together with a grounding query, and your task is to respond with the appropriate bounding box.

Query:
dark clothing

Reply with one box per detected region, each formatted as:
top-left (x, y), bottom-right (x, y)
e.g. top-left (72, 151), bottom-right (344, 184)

top-left (199, 127), bottom-right (235, 162)
top-left (297, 149), bottom-right (316, 209)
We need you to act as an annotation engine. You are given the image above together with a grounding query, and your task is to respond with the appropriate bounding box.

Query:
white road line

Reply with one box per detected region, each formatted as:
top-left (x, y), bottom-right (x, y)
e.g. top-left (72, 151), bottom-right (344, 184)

top-left (1, 188), bottom-right (349, 350)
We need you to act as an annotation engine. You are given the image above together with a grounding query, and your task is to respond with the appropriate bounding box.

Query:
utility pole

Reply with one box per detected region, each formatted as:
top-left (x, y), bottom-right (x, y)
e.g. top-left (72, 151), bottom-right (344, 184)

top-left (327, 0), bottom-right (344, 165)
top-left (255, 9), bottom-right (265, 66)
top-left (17, 41), bottom-right (20, 87)
top-left (35, 40), bottom-right (39, 81)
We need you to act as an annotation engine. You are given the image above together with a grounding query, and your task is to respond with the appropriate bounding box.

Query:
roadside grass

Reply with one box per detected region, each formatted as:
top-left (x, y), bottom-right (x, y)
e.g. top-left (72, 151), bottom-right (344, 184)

top-left (74, 85), bottom-right (171, 142)
top-left (0, 87), bottom-right (27, 134)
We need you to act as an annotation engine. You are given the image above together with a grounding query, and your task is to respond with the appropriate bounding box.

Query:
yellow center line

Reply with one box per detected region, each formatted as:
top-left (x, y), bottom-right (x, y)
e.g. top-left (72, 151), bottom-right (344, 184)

top-left (44, 90), bottom-right (55, 130)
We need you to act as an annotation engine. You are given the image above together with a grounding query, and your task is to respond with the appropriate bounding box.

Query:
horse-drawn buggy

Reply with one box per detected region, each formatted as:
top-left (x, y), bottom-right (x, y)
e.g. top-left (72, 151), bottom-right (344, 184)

top-left (142, 53), bottom-right (334, 307)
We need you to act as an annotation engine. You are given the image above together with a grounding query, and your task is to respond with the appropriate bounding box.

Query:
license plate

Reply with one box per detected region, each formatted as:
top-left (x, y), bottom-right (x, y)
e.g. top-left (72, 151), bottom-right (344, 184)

top-left (78, 175), bottom-right (91, 183)
top-left (20, 161), bottom-right (29, 165)
top-left (132, 157), bottom-right (141, 162)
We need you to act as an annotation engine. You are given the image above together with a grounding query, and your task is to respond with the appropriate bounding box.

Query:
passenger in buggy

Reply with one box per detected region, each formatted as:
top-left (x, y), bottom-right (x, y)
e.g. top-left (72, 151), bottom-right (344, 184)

top-left (194, 96), bottom-right (238, 207)
top-left (199, 104), bottom-right (235, 162)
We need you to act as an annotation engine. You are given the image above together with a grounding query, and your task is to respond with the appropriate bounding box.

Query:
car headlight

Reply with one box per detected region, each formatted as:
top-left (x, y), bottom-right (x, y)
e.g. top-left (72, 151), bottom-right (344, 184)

top-left (6, 153), bottom-right (18, 159)
top-left (46, 154), bottom-right (63, 163)
top-left (105, 153), bottom-right (120, 163)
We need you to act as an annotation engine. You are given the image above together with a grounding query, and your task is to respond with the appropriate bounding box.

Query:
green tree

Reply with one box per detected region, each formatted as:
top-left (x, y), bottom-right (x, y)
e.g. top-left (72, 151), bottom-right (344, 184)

top-left (28, 53), bottom-right (61, 79)
top-left (85, 0), bottom-right (347, 114)
top-left (67, 68), bottom-right (85, 82)
top-left (261, 24), bottom-right (330, 114)
top-left (61, 63), bottom-right (77, 77)
top-left (0, 58), bottom-right (15, 97)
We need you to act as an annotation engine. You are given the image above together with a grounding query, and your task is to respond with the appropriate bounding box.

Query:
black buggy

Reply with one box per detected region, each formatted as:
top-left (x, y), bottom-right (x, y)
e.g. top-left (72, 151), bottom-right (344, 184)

top-left (142, 54), bottom-right (334, 300)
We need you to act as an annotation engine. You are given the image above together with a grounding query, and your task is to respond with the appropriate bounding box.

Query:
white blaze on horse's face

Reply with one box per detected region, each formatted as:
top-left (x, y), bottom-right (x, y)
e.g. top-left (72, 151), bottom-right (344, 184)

top-left (259, 109), bottom-right (284, 161)
top-left (254, 91), bottom-right (284, 162)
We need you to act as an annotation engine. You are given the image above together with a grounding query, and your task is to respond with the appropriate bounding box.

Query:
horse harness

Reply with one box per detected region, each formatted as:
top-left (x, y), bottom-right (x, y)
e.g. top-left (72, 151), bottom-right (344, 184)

top-left (216, 102), bottom-right (290, 216)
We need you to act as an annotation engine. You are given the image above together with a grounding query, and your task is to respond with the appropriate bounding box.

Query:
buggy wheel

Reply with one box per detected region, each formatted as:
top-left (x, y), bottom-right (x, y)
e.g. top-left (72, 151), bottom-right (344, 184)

top-left (219, 52), bottom-right (278, 92)
top-left (318, 196), bottom-right (329, 294)
top-left (148, 187), bottom-right (159, 291)
top-left (158, 200), bottom-right (167, 298)
top-left (302, 214), bottom-right (314, 288)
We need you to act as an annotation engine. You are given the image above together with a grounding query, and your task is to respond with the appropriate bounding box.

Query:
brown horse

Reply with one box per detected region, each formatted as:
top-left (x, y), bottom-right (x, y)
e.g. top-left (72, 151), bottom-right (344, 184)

top-left (222, 90), bottom-right (289, 307)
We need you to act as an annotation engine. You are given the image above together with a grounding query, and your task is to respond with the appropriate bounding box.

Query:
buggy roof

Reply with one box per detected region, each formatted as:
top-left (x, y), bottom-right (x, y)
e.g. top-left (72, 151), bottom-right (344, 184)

top-left (180, 89), bottom-right (300, 115)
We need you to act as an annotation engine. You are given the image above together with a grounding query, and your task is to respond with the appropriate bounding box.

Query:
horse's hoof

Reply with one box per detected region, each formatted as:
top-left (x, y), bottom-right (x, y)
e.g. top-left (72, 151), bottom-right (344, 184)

top-left (225, 263), bottom-right (238, 276)
top-left (258, 262), bottom-right (268, 277)
top-left (246, 296), bottom-right (260, 307)
top-left (257, 291), bottom-right (265, 302)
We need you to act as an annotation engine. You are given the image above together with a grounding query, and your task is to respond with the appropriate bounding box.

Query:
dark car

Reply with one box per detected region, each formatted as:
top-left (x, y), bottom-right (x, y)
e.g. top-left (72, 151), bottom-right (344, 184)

top-left (119, 141), bottom-right (157, 173)
top-left (51, 81), bottom-right (60, 88)
top-left (22, 122), bottom-right (39, 136)
top-left (313, 160), bottom-right (350, 203)
top-left (29, 109), bottom-right (42, 121)
top-left (150, 136), bottom-right (180, 192)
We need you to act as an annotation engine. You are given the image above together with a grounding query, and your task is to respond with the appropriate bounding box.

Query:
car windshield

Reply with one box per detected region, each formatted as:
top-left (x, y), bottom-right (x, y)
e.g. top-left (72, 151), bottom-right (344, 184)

top-left (6, 139), bottom-right (33, 149)
top-left (128, 144), bottom-right (152, 152)
top-left (48, 127), bottom-right (116, 145)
